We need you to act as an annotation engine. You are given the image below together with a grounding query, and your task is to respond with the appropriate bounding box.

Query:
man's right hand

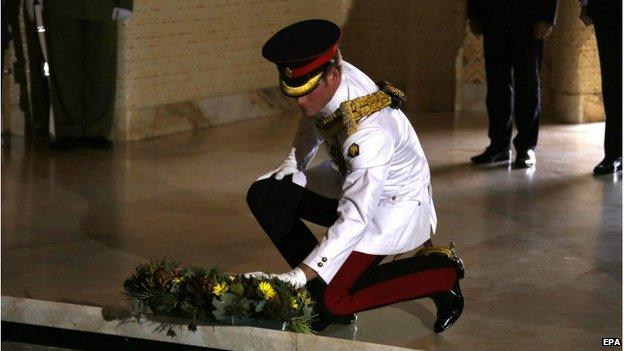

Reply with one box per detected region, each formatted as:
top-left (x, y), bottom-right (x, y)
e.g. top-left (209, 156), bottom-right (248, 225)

top-left (580, 6), bottom-right (593, 26)
top-left (468, 18), bottom-right (482, 36)
top-left (257, 147), bottom-right (298, 181)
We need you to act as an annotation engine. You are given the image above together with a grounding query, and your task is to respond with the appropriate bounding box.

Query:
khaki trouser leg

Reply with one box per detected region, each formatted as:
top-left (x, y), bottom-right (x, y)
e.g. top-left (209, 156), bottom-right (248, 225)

top-left (45, 17), bottom-right (83, 138)
top-left (82, 20), bottom-right (117, 138)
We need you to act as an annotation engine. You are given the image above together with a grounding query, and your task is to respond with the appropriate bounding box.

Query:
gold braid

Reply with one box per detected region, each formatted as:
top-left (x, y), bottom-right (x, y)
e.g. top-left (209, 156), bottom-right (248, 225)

top-left (315, 81), bottom-right (405, 138)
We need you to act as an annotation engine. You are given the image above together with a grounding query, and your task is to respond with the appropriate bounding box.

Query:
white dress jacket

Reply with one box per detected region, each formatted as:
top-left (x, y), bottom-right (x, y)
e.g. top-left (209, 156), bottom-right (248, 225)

top-left (289, 61), bottom-right (437, 283)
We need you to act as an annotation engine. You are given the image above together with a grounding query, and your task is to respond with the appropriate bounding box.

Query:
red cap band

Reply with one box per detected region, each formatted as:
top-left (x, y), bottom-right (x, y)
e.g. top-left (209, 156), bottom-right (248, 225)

top-left (290, 44), bottom-right (338, 78)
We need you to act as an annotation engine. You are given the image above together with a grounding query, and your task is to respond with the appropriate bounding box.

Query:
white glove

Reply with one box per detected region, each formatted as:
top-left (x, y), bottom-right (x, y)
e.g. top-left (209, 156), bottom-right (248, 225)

top-left (272, 267), bottom-right (307, 289)
top-left (112, 7), bottom-right (133, 21)
top-left (243, 271), bottom-right (271, 279)
top-left (257, 147), bottom-right (298, 181)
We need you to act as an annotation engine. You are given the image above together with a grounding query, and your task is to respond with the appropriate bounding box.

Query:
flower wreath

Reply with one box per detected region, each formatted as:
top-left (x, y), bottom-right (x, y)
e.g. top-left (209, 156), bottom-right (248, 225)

top-left (123, 260), bottom-right (316, 334)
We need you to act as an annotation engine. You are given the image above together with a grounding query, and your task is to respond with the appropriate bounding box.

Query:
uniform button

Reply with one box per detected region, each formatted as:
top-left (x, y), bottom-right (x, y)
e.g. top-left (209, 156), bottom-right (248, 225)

top-left (317, 262), bottom-right (324, 267)
top-left (321, 257), bottom-right (327, 262)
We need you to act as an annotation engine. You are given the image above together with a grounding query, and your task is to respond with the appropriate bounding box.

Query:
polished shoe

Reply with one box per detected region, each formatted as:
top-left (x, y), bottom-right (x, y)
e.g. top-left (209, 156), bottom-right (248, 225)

top-left (452, 257), bottom-right (465, 280)
top-left (85, 136), bottom-right (113, 150)
top-left (311, 313), bottom-right (357, 332)
top-left (471, 147), bottom-right (510, 165)
top-left (593, 157), bottom-right (622, 175)
top-left (514, 149), bottom-right (536, 168)
top-left (50, 137), bottom-right (81, 151)
top-left (432, 281), bottom-right (464, 333)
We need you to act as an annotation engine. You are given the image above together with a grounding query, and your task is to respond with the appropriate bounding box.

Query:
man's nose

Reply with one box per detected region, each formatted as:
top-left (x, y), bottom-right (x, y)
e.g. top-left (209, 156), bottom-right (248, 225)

top-left (295, 96), bottom-right (306, 105)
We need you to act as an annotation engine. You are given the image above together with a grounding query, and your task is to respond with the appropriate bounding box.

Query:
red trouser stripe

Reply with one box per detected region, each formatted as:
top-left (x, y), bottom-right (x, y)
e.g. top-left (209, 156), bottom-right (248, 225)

top-left (323, 252), bottom-right (457, 316)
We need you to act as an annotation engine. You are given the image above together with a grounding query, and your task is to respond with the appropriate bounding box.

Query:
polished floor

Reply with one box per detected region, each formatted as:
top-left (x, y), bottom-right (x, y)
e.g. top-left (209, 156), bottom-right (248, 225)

top-left (2, 111), bottom-right (621, 350)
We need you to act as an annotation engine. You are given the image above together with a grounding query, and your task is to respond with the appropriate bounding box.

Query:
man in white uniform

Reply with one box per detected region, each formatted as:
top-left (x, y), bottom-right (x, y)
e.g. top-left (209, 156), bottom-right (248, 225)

top-left (247, 19), bottom-right (464, 332)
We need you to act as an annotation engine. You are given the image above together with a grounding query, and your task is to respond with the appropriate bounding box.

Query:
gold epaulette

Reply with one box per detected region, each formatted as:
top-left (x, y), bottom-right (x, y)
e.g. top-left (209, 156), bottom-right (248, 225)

top-left (316, 81), bottom-right (406, 138)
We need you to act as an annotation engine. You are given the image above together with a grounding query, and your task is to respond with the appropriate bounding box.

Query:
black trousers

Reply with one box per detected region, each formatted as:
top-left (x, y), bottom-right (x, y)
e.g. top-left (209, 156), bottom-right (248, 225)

top-left (246, 175), bottom-right (337, 268)
top-left (246, 176), bottom-right (458, 317)
top-left (483, 30), bottom-right (542, 153)
top-left (594, 21), bottom-right (622, 160)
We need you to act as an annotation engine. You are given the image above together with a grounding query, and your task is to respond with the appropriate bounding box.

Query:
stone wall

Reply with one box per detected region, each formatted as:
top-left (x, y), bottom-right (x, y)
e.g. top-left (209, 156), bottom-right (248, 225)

top-left (114, 0), bottom-right (468, 140)
top-left (114, 0), bottom-right (353, 140)
top-left (548, 0), bottom-right (603, 123)
top-left (340, 0), bottom-right (466, 113)
top-left (4, 1), bottom-right (600, 140)
top-left (111, 1), bottom-right (606, 140)
top-left (116, 0), bottom-right (360, 110)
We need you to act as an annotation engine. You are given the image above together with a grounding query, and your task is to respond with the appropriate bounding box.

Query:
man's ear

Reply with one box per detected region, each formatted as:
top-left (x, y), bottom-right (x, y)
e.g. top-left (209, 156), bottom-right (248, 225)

top-left (328, 67), bottom-right (340, 83)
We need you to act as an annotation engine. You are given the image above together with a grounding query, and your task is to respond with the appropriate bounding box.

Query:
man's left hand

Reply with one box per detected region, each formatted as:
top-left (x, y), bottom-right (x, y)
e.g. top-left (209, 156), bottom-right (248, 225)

top-left (534, 21), bottom-right (554, 40)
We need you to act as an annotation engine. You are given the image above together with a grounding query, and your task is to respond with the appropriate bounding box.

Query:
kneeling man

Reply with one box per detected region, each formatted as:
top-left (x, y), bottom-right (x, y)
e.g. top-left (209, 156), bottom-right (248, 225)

top-left (247, 19), bottom-right (464, 333)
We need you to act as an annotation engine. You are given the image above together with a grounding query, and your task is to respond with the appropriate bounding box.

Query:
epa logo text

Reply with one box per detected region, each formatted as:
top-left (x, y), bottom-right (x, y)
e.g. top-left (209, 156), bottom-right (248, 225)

top-left (602, 338), bottom-right (621, 346)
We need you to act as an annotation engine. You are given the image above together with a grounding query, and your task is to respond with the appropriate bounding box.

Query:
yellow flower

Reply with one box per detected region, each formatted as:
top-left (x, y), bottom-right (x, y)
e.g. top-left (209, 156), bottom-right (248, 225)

top-left (290, 297), bottom-right (300, 309)
top-left (212, 282), bottom-right (229, 296)
top-left (172, 276), bottom-right (184, 284)
top-left (298, 292), bottom-right (313, 306)
top-left (228, 275), bottom-right (236, 281)
top-left (258, 281), bottom-right (276, 300)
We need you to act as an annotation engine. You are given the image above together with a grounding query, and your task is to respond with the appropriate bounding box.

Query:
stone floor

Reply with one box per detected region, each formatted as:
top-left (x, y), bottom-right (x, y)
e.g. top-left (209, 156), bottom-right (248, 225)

top-left (2, 111), bottom-right (621, 350)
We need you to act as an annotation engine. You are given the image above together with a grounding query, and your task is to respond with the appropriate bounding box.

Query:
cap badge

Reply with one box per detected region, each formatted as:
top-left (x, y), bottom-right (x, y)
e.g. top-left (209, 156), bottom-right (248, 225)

top-left (348, 143), bottom-right (360, 158)
top-left (283, 67), bottom-right (293, 78)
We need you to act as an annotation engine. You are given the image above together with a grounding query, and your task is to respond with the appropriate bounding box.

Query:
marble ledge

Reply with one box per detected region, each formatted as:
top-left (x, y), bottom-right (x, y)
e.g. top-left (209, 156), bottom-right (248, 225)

top-left (1, 296), bottom-right (421, 351)
top-left (112, 87), bottom-right (298, 142)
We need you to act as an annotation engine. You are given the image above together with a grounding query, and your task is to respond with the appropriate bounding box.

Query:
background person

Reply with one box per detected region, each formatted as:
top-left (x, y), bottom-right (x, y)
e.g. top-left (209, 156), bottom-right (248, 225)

top-left (42, 0), bottom-right (133, 150)
top-left (579, 0), bottom-right (622, 175)
top-left (468, 0), bottom-right (559, 168)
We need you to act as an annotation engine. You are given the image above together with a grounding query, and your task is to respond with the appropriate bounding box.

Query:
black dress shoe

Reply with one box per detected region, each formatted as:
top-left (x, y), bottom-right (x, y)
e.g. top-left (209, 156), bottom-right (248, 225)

top-left (514, 149), bottom-right (536, 168)
top-left (85, 136), bottom-right (113, 150)
top-left (432, 281), bottom-right (464, 333)
top-left (50, 137), bottom-right (81, 151)
top-left (452, 257), bottom-right (465, 280)
top-left (471, 147), bottom-right (510, 164)
top-left (311, 313), bottom-right (357, 332)
top-left (593, 157), bottom-right (622, 175)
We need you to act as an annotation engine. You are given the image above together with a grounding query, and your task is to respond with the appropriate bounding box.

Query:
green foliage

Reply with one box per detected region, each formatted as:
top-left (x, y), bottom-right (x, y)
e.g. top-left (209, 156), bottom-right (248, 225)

top-left (123, 260), bottom-right (317, 333)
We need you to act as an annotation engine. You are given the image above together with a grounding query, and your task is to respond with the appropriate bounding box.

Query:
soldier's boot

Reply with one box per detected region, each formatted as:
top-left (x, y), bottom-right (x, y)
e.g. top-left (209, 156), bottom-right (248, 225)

top-left (415, 242), bottom-right (465, 333)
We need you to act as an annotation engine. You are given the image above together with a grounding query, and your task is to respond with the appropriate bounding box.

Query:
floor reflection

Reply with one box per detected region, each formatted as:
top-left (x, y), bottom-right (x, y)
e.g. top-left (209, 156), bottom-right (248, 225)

top-left (1, 113), bottom-right (621, 350)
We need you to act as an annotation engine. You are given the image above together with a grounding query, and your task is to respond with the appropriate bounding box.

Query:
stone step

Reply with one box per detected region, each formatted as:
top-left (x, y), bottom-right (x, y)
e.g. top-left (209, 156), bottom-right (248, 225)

top-left (2, 296), bottom-right (421, 351)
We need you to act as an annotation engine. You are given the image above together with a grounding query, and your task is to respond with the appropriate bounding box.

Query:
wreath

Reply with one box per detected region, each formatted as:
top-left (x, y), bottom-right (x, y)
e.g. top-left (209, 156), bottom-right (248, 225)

top-left (123, 260), bottom-right (316, 334)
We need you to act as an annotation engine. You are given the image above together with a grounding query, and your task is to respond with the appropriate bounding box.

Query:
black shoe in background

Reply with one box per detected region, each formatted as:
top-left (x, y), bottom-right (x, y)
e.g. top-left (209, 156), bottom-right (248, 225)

top-left (593, 157), bottom-right (622, 175)
top-left (514, 149), bottom-right (536, 168)
top-left (470, 147), bottom-right (510, 165)
top-left (50, 137), bottom-right (81, 151)
top-left (85, 136), bottom-right (113, 150)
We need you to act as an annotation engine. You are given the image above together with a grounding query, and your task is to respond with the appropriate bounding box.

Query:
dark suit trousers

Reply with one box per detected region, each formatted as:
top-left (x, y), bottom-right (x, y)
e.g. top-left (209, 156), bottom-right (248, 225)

top-left (483, 30), bottom-right (543, 152)
top-left (246, 176), bottom-right (457, 317)
top-left (594, 21), bottom-right (622, 159)
top-left (45, 17), bottom-right (117, 138)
